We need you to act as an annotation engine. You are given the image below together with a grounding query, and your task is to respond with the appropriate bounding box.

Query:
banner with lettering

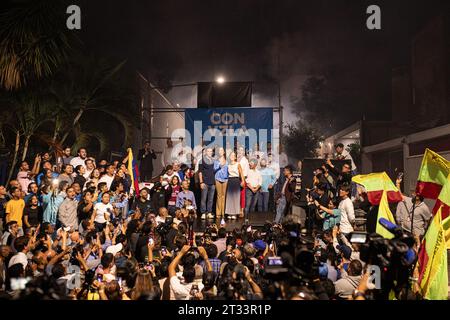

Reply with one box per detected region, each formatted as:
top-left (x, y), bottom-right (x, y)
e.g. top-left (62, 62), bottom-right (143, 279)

top-left (184, 107), bottom-right (273, 151)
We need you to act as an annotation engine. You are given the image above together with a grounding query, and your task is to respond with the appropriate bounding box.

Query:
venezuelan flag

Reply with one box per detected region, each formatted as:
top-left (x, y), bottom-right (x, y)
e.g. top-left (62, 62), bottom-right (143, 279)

top-left (417, 206), bottom-right (448, 300)
top-left (352, 172), bottom-right (403, 205)
top-left (416, 148), bottom-right (450, 200)
top-left (127, 148), bottom-right (140, 196)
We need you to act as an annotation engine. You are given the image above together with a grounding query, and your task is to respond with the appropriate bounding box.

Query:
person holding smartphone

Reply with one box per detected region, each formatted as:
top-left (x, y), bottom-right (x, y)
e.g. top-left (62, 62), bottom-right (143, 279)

top-left (314, 199), bottom-right (341, 232)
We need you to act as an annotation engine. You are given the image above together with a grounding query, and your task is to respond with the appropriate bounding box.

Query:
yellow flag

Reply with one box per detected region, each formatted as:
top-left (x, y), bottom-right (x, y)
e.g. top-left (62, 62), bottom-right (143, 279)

top-left (442, 214), bottom-right (450, 249)
top-left (376, 190), bottom-right (396, 239)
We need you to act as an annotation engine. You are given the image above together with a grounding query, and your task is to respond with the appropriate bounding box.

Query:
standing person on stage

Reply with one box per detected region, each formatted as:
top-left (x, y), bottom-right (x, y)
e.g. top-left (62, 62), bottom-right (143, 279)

top-left (214, 147), bottom-right (228, 220)
top-left (199, 148), bottom-right (216, 220)
top-left (258, 159), bottom-right (276, 212)
top-left (274, 165), bottom-right (297, 224)
top-left (225, 152), bottom-right (245, 220)
top-left (138, 141), bottom-right (157, 182)
top-left (245, 159), bottom-right (262, 223)
top-left (237, 146), bottom-right (249, 219)
top-left (162, 138), bottom-right (175, 168)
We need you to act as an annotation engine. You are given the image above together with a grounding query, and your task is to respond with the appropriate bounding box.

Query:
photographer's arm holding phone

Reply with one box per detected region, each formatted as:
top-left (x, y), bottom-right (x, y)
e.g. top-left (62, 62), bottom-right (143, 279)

top-left (46, 247), bottom-right (72, 275)
top-left (76, 252), bottom-right (89, 272)
top-left (395, 175), bottom-right (403, 196)
top-left (198, 246), bottom-right (212, 272)
top-left (245, 266), bottom-right (263, 298)
top-left (168, 245), bottom-right (191, 278)
top-left (147, 239), bottom-right (155, 263)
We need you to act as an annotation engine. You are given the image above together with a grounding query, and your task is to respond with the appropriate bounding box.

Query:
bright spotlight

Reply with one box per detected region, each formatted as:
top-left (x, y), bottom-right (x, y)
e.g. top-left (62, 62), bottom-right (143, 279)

top-left (216, 76), bottom-right (225, 84)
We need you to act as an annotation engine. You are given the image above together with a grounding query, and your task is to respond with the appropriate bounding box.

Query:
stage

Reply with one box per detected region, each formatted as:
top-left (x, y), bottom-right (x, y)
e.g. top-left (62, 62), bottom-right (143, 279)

top-left (192, 211), bottom-right (276, 232)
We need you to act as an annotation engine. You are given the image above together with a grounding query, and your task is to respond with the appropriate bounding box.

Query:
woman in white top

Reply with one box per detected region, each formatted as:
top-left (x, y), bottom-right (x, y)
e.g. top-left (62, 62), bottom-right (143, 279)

top-left (225, 152), bottom-right (245, 219)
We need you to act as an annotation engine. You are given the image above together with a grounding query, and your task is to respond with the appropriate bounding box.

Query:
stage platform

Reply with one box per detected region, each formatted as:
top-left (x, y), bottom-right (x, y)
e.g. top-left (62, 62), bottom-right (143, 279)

top-left (192, 211), bottom-right (275, 232)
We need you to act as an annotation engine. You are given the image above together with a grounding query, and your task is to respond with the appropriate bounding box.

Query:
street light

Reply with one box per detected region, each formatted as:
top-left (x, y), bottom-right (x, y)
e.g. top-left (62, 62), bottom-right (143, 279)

top-left (216, 76), bottom-right (225, 84)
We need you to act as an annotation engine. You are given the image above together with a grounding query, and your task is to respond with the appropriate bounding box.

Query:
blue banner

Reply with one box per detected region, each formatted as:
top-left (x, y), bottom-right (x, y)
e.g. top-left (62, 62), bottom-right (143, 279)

top-left (185, 107), bottom-right (273, 150)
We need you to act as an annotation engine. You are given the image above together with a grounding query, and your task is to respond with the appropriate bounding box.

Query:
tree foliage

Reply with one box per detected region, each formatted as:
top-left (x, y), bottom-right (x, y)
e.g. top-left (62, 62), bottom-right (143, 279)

top-left (0, 0), bottom-right (75, 90)
top-left (284, 120), bottom-right (323, 161)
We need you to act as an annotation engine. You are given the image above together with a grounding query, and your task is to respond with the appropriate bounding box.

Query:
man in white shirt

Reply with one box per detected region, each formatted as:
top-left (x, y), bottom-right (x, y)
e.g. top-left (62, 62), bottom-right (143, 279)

top-left (70, 148), bottom-right (88, 170)
top-left (245, 159), bottom-right (262, 222)
top-left (98, 164), bottom-right (115, 190)
top-left (83, 158), bottom-right (96, 180)
top-left (338, 184), bottom-right (355, 236)
top-left (8, 236), bottom-right (29, 270)
top-left (162, 138), bottom-right (176, 168)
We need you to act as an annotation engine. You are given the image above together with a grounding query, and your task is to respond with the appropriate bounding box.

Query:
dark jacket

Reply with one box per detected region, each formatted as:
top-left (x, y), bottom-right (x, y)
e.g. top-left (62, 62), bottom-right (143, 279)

top-left (138, 149), bottom-right (157, 173)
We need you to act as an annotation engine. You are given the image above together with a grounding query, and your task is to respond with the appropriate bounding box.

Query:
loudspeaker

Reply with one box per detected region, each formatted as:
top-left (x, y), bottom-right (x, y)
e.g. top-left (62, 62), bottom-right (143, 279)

top-left (247, 211), bottom-right (275, 227)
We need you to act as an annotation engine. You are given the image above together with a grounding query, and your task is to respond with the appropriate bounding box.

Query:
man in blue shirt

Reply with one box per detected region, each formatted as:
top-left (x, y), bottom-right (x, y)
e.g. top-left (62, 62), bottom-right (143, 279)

top-left (258, 159), bottom-right (276, 212)
top-left (176, 180), bottom-right (197, 210)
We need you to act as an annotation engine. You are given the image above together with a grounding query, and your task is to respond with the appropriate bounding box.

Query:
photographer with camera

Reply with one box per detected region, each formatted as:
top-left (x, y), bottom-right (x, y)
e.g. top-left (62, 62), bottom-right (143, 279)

top-left (326, 159), bottom-right (353, 198)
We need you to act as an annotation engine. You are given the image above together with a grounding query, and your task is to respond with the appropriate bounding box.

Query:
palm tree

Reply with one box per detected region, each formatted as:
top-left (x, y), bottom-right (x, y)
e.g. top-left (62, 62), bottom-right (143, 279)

top-left (0, 91), bottom-right (58, 183)
top-left (0, 0), bottom-right (75, 90)
top-left (53, 55), bottom-right (128, 147)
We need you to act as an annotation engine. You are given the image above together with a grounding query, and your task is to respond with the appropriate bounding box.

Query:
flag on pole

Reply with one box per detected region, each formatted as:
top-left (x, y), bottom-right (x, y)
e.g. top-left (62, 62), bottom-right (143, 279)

top-left (376, 190), bottom-right (397, 239)
top-left (433, 174), bottom-right (450, 220)
top-left (352, 172), bottom-right (403, 205)
top-left (127, 148), bottom-right (140, 196)
top-left (416, 148), bottom-right (450, 200)
top-left (417, 206), bottom-right (448, 300)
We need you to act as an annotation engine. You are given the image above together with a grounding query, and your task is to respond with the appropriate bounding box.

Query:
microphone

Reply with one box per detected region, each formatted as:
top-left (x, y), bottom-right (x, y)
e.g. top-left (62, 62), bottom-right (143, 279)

top-left (378, 218), bottom-right (402, 236)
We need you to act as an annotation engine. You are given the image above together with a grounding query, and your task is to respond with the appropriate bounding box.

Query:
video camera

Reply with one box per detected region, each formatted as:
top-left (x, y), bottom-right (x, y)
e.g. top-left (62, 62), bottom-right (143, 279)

top-left (155, 216), bottom-right (174, 236)
top-left (350, 218), bottom-right (417, 299)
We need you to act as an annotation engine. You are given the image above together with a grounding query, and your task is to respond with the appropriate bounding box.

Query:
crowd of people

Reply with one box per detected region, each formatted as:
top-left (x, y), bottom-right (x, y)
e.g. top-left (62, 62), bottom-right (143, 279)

top-left (0, 141), bottom-right (433, 300)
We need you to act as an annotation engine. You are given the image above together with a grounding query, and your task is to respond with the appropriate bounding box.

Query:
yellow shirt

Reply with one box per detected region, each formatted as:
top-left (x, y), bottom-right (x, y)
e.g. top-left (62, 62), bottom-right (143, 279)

top-left (6, 199), bottom-right (25, 227)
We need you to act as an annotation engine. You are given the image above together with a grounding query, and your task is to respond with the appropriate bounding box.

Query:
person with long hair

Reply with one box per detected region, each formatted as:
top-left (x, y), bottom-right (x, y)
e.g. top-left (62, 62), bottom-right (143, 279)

top-left (131, 269), bottom-right (157, 300)
top-left (88, 168), bottom-right (101, 188)
top-left (214, 147), bottom-right (228, 219)
top-left (225, 152), bottom-right (245, 220)
top-left (166, 175), bottom-right (181, 216)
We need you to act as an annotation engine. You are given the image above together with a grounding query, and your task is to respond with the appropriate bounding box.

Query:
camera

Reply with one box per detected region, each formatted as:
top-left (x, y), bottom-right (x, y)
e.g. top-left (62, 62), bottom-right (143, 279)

top-left (155, 216), bottom-right (174, 236)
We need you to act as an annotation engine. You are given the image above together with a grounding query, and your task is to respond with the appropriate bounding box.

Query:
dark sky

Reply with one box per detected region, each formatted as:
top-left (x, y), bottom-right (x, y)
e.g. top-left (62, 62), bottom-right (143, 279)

top-left (75, 0), bottom-right (448, 130)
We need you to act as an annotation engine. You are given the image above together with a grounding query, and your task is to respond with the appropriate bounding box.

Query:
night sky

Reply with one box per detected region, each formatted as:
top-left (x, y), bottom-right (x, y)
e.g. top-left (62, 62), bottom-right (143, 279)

top-left (75, 0), bottom-right (448, 130)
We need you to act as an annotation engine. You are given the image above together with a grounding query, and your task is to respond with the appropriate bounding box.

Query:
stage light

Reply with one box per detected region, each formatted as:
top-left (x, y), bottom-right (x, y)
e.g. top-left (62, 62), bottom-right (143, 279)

top-left (216, 76), bottom-right (225, 84)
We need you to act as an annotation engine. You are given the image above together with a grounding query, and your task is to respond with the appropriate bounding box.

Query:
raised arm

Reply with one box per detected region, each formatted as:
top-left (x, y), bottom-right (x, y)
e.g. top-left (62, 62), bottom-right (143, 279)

top-left (198, 246), bottom-right (212, 272)
top-left (168, 245), bottom-right (191, 278)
